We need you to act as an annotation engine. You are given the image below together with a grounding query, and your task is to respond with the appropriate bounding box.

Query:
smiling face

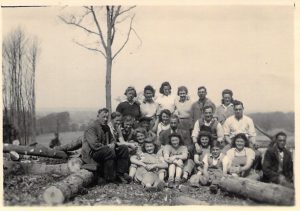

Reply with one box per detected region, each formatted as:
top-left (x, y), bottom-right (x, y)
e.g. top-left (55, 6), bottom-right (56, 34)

top-left (170, 136), bottom-right (180, 148)
top-left (235, 137), bottom-right (246, 151)
top-left (211, 146), bottom-right (221, 158)
top-left (144, 142), bottom-right (155, 154)
top-left (161, 112), bottom-right (170, 125)
top-left (144, 89), bottom-right (154, 101)
top-left (136, 132), bottom-right (146, 144)
top-left (276, 135), bottom-right (287, 151)
top-left (98, 111), bottom-right (109, 125)
top-left (223, 93), bottom-right (232, 106)
top-left (163, 85), bottom-right (171, 96)
top-left (200, 136), bottom-right (210, 148)
top-left (197, 88), bottom-right (207, 100)
top-left (204, 107), bottom-right (213, 122)
top-left (178, 90), bottom-right (187, 101)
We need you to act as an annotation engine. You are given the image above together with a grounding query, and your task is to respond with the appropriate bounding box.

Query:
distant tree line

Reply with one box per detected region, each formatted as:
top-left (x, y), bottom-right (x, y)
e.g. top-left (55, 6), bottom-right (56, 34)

top-left (249, 112), bottom-right (294, 133)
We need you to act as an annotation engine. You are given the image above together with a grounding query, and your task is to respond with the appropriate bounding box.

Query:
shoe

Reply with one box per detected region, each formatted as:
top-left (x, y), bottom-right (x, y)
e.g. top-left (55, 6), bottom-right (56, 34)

top-left (156, 181), bottom-right (165, 191)
top-left (116, 173), bottom-right (132, 184)
top-left (181, 177), bottom-right (188, 184)
top-left (209, 184), bottom-right (218, 194)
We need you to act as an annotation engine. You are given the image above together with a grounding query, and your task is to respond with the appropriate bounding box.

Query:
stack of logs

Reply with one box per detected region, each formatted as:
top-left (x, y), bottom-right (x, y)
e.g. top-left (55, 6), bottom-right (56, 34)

top-left (3, 136), bottom-right (295, 205)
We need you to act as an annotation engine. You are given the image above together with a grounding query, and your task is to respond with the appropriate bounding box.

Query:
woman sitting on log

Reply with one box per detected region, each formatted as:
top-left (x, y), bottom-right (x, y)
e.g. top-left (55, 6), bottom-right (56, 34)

top-left (164, 133), bottom-right (188, 188)
top-left (130, 139), bottom-right (167, 192)
top-left (226, 133), bottom-right (259, 180)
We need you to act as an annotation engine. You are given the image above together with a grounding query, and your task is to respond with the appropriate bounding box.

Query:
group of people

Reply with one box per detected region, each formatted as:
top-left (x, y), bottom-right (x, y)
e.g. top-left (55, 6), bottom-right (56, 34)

top-left (81, 82), bottom-right (294, 192)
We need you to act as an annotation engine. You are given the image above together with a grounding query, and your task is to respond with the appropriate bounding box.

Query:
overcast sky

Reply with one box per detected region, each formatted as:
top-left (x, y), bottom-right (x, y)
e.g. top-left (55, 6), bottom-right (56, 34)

top-left (2, 5), bottom-right (294, 113)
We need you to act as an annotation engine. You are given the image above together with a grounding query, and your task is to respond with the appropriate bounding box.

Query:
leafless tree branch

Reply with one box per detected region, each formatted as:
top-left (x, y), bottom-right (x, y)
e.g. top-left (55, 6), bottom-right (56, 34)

top-left (59, 15), bottom-right (100, 36)
top-left (112, 14), bottom-right (135, 60)
top-left (118, 6), bottom-right (136, 16)
top-left (73, 40), bottom-right (107, 58)
top-left (90, 6), bottom-right (107, 51)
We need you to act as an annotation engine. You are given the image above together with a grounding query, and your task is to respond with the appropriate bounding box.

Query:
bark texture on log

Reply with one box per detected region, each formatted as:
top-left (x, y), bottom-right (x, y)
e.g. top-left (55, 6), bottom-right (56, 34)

top-left (3, 158), bottom-right (83, 176)
top-left (54, 136), bottom-right (83, 152)
top-left (43, 169), bottom-right (94, 205)
top-left (3, 143), bottom-right (68, 159)
top-left (219, 175), bottom-right (294, 205)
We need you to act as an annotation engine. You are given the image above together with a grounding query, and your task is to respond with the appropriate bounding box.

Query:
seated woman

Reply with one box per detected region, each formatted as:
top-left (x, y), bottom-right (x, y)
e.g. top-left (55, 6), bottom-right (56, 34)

top-left (164, 133), bottom-right (188, 188)
top-left (156, 81), bottom-right (176, 114)
top-left (152, 109), bottom-right (171, 140)
top-left (189, 131), bottom-right (213, 186)
top-left (130, 140), bottom-right (167, 192)
top-left (190, 141), bottom-right (229, 193)
top-left (226, 133), bottom-right (259, 180)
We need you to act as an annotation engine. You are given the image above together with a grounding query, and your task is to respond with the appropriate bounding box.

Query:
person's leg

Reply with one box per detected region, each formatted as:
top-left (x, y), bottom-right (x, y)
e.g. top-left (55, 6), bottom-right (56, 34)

top-left (115, 145), bottom-right (130, 175)
top-left (182, 159), bottom-right (195, 182)
top-left (168, 164), bottom-right (175, 187)
top-left (158, 169), bottom-right (166, 181)
top-left (92, 146), bottom-right (116, 181)
top-left (129, 164), bottom-right (137, 178)
top-left (175, 166), bottom-right (183, 186)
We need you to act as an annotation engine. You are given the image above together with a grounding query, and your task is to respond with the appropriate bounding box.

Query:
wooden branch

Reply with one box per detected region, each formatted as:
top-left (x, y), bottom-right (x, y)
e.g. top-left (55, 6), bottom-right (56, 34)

top-left (3, 143), bottom-right (68, 159)
top-left (255, 124), bottom-right (274, 141)
top-left (90, 6), bottom-right (107, 51)
top-left (59, 16), bottom-right (100, 36)
top-left (73, 40), bottom-right (106, 58)
top-left (112, 14), bottom-right (135, 60)
top-left (43, 169), bottom-right (95, 205)
top-left (54, 136), bottom-right (83, 152)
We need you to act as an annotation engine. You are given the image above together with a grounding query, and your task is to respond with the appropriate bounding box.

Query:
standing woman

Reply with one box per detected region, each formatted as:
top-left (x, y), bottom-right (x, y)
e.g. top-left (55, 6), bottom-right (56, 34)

top-left (140, 85), bottom-right (159, 126)
top-left (174, 86), bottom-right (193, 131)
top-left (156, 82), bottom-right (176, 114)
top-left (214, 89), bottom-right (235, 125)
top-left (116, 86), bottom-right (141, 122)
top-left (226, 133), bottom-right (259, 180)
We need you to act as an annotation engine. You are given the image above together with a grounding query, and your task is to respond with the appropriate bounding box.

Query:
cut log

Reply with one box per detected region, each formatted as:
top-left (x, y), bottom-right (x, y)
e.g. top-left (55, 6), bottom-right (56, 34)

top-left (9, 151), bottom-right (20, 161)
top-left (174, 195), bottom-right (209, 205)
top-left (43, 169), bottom-right (94, 205)
top-left (54, 136), bottom-right (83, 152)
top-left (3, 143), bottom-right (68, 159)
top-left (219, 175), bottom-right (294, 205)
top-left (3, 158), bottom-right (83, 176)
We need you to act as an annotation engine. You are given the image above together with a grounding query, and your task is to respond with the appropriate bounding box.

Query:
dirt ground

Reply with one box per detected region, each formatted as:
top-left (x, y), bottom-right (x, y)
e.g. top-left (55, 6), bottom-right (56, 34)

top-left (4, 172), bottom-right (259, 206)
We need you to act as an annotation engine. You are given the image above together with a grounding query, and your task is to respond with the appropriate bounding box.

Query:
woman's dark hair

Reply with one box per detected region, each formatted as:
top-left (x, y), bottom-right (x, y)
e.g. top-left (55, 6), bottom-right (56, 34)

top-left (168, 133), bottom-right (184, 146)
top-left (159, 109), bottom-right (171, 122)
top-left (159, 81), bottom-right (171, 94)
top-left (197, 131), bottom-right (213, 147)
top-left (231, 133), bottom-right (250, 148)
top-left (144, 85), bottom-right (156, 97)
top-left (124, 86), bottom-right (137, 97)
top-left (177, 86), bottom-right (188, 96)
top-left (142, 139), bottom-right (159, 154)
top-left (221, 89), bottom-right (234, 104)
top-left (111, 111), bottom-right (122, 120)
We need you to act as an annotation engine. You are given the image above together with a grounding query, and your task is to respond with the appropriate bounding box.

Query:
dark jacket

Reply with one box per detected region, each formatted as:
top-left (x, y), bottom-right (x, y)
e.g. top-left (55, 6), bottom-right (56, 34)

top-left (81, 120), bottom-right (114, 164)
top-left (262, 145), bottom-right (293, 183)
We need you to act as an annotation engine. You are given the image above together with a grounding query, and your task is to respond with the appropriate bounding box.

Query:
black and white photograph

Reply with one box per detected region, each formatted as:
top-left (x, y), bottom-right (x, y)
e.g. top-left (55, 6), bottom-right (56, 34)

top-left (1, 0), bottom-right (297, 207)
